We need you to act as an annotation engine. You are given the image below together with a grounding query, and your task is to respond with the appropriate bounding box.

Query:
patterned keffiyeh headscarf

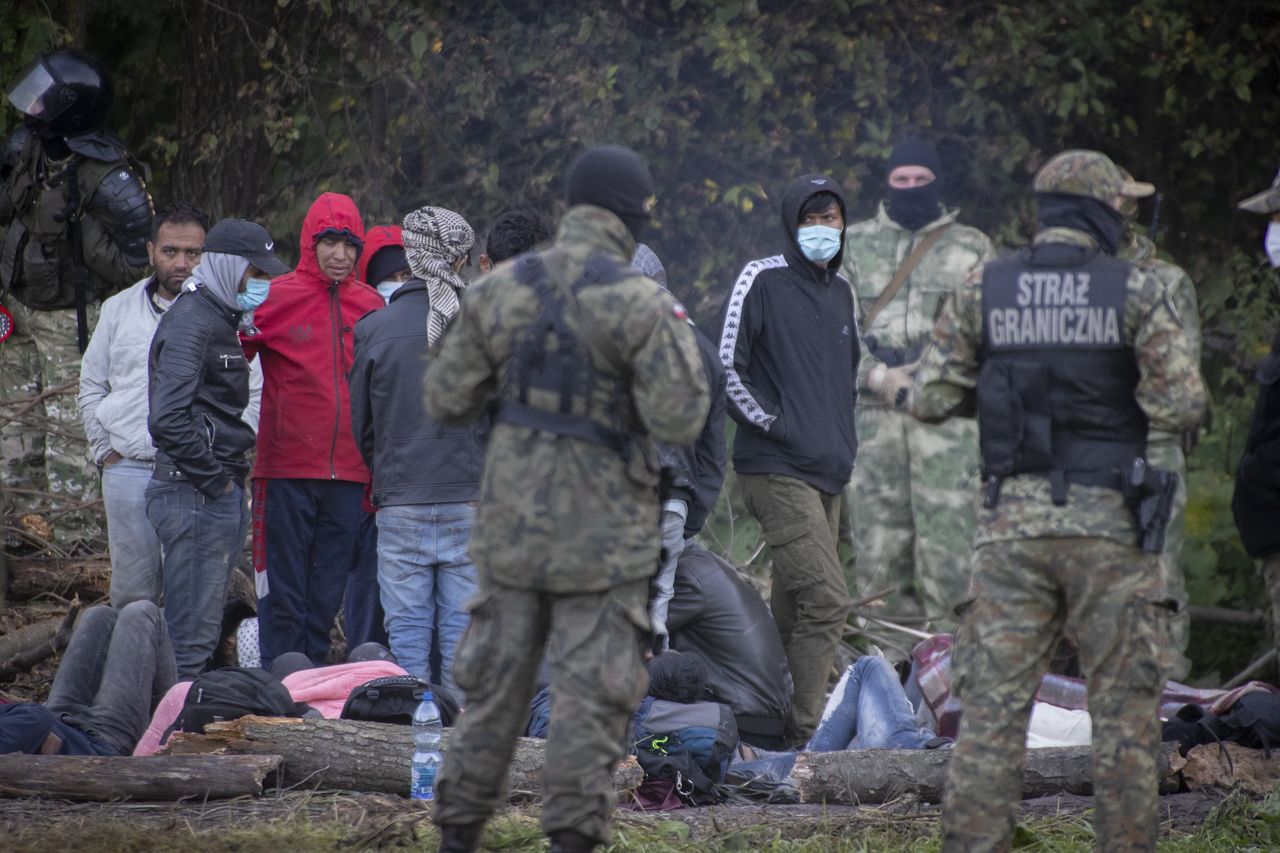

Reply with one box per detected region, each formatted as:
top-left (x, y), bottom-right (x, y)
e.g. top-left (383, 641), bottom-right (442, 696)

top-left (402, 206), bottom-right (475, 347)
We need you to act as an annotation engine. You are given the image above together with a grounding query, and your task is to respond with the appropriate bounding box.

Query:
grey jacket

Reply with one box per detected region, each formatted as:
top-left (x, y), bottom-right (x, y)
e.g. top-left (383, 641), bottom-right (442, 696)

top-left (350, 279), bottom-right (488, 506)
top-left (79, 275), bottom-right (262, 464)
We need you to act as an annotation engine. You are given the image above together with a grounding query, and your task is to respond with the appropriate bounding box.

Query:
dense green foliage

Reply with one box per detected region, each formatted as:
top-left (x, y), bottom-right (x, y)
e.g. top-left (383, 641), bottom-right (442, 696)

top-left (5, 0), bottom-right (1279, 677)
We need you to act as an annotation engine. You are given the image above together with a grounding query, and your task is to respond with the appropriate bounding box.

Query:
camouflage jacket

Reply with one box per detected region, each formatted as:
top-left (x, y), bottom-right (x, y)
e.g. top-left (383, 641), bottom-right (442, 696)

top-left (909, 227), bottom-right (1206, 546)
top-left (422, 205), bottom-right (710, 593)
top-left (1119, 232), bottom-right (1202, 448)
top-left (842, 204), bottom-right (995, 400)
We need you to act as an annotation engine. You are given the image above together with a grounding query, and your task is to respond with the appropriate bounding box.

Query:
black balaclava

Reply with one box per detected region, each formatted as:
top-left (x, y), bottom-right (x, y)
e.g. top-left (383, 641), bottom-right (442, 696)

top-left (1035, 192), bottom-right (1127, 256)
top-left (565, 144), bottom-right (656, 241)
top-left (885, 136), bottom-right (945, 232)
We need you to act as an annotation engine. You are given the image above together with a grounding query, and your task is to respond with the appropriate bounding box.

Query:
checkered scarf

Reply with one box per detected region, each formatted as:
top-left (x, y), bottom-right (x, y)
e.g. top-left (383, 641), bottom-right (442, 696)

top-left (402, 206), bottom-right (475, 347)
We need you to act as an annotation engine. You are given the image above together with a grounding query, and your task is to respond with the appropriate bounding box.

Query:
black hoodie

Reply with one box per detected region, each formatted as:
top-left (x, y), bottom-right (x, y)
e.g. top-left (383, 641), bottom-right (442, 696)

top-left (717, 174), bottom-right (860, 493)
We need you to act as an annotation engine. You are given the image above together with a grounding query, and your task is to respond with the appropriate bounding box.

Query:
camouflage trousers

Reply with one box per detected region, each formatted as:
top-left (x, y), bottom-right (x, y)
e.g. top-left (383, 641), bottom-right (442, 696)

top-left (433, 575), bottom-right (649, 844)
top-left (0, 297), bottom-right (101, 547)
top-left (1146, 439), bottom-right (1190, 680)
top-left (739, 473), bottom-right (850, 744)
top-left (942, 537), bottom-right (1167, 853)
top-left (846, 406), bottom-right (979, 631)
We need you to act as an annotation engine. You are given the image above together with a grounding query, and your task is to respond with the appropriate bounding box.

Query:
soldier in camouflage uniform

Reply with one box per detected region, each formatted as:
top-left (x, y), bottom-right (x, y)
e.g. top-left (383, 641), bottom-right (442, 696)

top-left (842, 137), bottom-right (995, 630)
top-left (1117, 169), bottom-right (1202, 681)
top-left (910, 150), bottom-right (1205, 852)
top-left (1, 51), bottom-right (151, 549)
top-left (424, 145), bottom-right (709, 853)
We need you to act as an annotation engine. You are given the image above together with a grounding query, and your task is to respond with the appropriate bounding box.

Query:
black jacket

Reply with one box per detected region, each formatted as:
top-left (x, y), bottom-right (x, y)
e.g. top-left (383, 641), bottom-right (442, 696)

top-left (718, 174), bottom-right (860, 494)
top-left (350, 280), bottom-right (487, 506)
top-left (1234, 330), bottom-right (1280, 556)
top-left (147, 286), bottom-right (254, 497)
top-left (658, 323), bottom-right (728, 537)
top-left (667, 543), bottom-right (792, 739)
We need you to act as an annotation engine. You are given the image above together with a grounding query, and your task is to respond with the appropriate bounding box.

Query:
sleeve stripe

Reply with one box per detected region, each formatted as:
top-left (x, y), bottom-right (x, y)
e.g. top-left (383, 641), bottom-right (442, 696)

top-left (719, 255), bottom-right (787, 430)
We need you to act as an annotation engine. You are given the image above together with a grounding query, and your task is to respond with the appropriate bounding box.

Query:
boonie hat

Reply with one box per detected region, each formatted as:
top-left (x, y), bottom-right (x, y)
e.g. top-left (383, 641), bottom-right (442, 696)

top-left (1034, 150), bottom-right (1155, 203)
top-left (204, 219), bottom-right (290, 277)
top-left (1238, 168), bottom-right (1280, 215)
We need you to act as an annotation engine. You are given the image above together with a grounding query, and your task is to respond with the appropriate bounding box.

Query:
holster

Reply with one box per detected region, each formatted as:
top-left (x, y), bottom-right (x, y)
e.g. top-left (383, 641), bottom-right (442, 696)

top-left (864, 334), bottom-right (922, 368)
top-left (1121, 457), bottom-right (1178, 554)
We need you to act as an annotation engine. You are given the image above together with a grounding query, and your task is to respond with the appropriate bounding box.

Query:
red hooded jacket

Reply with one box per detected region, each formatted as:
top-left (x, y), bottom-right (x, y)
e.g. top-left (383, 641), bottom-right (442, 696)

top-left (243, 193), bottom-right (384, 482)
top-left (356, 224), bottom-right (404, 283)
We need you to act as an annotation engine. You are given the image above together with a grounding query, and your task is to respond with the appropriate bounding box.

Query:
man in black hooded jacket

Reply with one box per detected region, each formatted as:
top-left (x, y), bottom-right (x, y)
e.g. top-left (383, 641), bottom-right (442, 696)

top-left (717, 173), bottom-right (859, 743)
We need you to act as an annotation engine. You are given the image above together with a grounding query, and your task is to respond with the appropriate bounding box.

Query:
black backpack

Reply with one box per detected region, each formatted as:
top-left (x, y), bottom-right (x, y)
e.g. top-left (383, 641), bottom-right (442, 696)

top-left (340, 675), bottom-right (460, 727)
top-left (166, 667), bottom-right (304, 740)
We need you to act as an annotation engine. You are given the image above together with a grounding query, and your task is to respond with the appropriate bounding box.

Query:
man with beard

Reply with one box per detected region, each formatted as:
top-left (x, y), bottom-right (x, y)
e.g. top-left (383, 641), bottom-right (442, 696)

top-left (842, 137), bottom-right (994, 631)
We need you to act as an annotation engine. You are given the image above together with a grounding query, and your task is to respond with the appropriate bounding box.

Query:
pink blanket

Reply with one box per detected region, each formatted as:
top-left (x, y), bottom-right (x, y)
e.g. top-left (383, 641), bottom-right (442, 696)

top-left (133, 661), bottom-right (408, 756)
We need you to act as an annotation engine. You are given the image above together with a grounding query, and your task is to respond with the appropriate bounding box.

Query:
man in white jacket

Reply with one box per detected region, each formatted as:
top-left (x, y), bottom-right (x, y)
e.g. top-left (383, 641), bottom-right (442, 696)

top-left (78, 203), bottom-right (262, 607)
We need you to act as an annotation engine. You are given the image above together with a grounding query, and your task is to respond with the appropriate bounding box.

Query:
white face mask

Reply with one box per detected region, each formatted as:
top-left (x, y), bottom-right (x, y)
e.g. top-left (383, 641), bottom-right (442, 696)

top-left (376, 280), bottom-right (404, 303)
top-left (1266, 221), bottom-right (1280, 268)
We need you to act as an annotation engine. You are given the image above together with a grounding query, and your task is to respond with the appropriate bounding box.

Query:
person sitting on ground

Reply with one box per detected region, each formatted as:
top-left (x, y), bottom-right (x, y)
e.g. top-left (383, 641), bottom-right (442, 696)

top-left (666, 543), bottom-right (791, 750)
top-left (0, 601), bottom-right (176, 755)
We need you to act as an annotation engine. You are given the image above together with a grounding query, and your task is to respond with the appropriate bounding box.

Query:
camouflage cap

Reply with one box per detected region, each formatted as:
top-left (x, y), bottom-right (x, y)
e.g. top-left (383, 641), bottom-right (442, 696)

top-left (1238, 168), bottom-right (1280, 215)
top-left (1034, 150), bottom-right (1155, 203)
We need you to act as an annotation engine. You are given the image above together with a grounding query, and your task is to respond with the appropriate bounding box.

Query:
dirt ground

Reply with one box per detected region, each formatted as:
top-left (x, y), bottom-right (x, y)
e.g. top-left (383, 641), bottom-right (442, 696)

top-left (0, 789), bottom-right (1233, 844)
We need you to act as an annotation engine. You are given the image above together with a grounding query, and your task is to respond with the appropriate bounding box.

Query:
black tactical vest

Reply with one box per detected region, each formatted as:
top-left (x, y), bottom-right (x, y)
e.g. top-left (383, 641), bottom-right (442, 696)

top-left (495, 253), bottom-right (640, 456)
top-left (977, 242), bottom-right (1148, 503)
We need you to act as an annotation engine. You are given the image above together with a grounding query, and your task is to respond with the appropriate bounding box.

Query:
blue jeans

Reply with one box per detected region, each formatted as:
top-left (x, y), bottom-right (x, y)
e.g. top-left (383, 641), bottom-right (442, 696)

top-left (806, 656), bottom-right (937, 751)
top-left (145, 478), bottom-right (248, 678)
top-left (102, 457), bottom-right (163, 607)
top-left (45, 602), bottom-right (176, 754)
top-left (376, 502), bottom-right (478, 698)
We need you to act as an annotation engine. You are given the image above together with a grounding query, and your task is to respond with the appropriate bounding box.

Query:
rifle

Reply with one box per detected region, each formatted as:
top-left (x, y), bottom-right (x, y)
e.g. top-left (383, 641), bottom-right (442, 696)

top-left (1148, 191), bottom-right (1163, 247)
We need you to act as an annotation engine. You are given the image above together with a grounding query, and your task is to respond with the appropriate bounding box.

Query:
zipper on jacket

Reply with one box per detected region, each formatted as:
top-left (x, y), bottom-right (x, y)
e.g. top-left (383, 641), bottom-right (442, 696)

top-left (328, 282), bottom-right (342, 479)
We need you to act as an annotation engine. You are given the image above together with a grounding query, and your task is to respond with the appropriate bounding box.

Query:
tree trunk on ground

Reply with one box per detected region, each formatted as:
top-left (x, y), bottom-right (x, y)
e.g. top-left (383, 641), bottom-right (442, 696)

top-left (0, 754), bottom-right (282, 800)
top-left (0, 604), bottom-right (80, 679)
top-left (162, 717), bottom-right (645, 797)
top-left (783, 743), bottom-right (1185, 804)
top-left (4, 557), bottom-right (110, 602)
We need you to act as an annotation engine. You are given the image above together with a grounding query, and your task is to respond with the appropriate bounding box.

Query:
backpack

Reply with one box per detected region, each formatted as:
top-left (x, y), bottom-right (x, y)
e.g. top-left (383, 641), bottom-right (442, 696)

top-left (166, 667), bottom-right (304, 740)
top-left (1164, 691), bottom-right (1280, 757)
top-left (631, 697), bottom-right (739, 806)
top-left (340, 675), bottom-right (460, 727)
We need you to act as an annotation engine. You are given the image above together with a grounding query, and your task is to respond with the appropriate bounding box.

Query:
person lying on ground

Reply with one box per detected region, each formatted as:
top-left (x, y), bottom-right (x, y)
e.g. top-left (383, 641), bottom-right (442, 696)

top-left (0, 602), bottom-right (175, 755)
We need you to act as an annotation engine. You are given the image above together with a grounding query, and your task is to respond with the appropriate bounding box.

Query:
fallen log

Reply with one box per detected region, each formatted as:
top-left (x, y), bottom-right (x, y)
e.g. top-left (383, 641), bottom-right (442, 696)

top-left (0, 603), bottom-right (80, 680)
top-left (0, 754), bottom-right (282, 801)
top-left (4, 557), bottom-right (111, 602)
top-left (163, 717), bottom-right (644, 797)
top-left (781, 743), bottom-right (1185, 804)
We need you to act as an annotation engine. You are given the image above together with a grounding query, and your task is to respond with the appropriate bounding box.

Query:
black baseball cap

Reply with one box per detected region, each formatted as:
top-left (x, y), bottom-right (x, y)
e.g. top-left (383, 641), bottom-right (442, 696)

top-left (204, 218), bottom-right (290, 277)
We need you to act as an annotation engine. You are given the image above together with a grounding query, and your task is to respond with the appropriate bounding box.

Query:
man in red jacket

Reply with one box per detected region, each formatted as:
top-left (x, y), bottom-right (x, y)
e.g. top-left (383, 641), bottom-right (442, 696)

top-left (242, 192), bottom-right (386, 668)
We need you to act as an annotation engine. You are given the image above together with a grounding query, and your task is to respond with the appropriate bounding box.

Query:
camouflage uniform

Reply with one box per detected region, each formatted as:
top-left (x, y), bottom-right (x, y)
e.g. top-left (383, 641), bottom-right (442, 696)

top-left (1118, 231), bottom-right (1201, 679)
top-left (911, 152), bottom-right (1205, 853)
top-left (0, 129), bottom-right (149, 548)
top-left (842, 206), bottom-right (994, 628)
top-left (1, 297), bottom-right (102, 545)
top-left (424, 205), bottom-right (709, 845)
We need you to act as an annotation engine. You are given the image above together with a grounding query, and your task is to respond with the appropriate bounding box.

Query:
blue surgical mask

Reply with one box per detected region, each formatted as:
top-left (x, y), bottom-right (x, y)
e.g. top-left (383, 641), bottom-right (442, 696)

top-left (236, 277), bottom-right (271, 311)
top-left (798, 225), bottom-right (842, 263)
top-left (376, 280), bottom-right (404, 303)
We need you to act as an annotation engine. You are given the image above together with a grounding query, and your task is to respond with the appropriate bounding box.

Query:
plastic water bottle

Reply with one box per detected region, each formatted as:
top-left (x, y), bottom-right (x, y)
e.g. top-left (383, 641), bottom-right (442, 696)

top-left (410, 691), bottom-right (443, 801)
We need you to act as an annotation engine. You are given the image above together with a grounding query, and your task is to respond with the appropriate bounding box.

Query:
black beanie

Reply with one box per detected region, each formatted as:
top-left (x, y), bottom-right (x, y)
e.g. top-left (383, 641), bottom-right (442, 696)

top-left (886, 136), bottom-right (943, 179)
top-left (565, 144), bottom-right (656, 240)
top-left (365, 246), bottom-right (409, 285)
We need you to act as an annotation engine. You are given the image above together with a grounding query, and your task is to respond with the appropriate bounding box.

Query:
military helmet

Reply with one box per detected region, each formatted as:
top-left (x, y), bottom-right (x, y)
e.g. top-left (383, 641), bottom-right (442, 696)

top-left (6, 49), bottom-right (113, 136)
top-left (1238, 168), bottom-right (1280, 215)
top-left (1034, 150), bottom-right (1154, 204)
